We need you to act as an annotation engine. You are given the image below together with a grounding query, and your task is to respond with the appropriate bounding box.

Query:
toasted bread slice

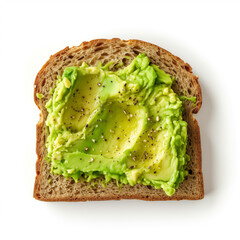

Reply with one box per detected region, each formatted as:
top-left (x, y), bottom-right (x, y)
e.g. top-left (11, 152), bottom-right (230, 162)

top-left (34, 38), bottom-right (203, 201)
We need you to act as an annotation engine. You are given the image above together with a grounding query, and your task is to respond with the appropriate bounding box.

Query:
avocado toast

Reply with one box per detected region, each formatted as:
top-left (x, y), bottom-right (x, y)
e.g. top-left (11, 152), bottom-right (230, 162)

top-left (34, 38), bottom-right (203, 201)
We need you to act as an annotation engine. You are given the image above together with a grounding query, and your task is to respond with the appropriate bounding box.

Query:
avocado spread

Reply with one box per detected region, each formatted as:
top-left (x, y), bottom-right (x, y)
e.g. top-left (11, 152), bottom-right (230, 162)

top-left (45, 54), bottom-right (190, 196)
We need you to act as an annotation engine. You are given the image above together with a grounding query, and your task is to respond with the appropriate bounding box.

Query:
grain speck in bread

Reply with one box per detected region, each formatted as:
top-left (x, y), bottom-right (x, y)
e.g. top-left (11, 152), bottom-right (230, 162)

top-left (34, 38), bottom-right (203, 201)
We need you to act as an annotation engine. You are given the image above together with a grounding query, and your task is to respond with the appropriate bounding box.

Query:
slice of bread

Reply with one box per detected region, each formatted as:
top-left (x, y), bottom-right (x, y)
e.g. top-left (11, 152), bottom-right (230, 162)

top-left (34, 38), bottom-right (203, 201)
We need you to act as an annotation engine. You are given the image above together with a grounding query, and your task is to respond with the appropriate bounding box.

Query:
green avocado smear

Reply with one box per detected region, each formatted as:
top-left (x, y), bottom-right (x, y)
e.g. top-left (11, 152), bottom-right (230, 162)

top-left (45, 54), bottom-right (190, 196)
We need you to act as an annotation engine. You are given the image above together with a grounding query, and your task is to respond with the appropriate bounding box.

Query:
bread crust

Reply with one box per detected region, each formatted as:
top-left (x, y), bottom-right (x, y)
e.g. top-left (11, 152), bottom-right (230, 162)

top-left (34, 39), bottom-right (204, 201)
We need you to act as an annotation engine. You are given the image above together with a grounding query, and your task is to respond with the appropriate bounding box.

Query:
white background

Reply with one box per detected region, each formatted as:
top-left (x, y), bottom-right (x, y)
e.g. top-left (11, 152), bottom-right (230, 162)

top-left (0, 0), bottom-right (239, 239)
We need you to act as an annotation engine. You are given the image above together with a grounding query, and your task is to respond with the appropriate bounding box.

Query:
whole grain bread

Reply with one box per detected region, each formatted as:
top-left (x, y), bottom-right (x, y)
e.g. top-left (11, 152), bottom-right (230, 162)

top-left (34, 38), bottom-right (203, 201)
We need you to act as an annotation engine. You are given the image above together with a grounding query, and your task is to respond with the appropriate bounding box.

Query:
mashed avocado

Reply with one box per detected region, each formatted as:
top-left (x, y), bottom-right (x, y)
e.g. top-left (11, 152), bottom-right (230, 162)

top-left (45, 54), bottom-right (189, 196)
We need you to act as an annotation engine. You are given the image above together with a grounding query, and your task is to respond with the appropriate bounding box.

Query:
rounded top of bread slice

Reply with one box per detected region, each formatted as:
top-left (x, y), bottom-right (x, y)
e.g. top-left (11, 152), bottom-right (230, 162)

top-left (34, 38), bottom-right (201, 115)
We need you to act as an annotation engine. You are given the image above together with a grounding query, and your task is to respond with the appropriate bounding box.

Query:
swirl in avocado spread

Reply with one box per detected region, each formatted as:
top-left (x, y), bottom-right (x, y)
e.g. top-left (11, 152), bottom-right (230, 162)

top-left (45, 54), bottom-right (190, 196)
